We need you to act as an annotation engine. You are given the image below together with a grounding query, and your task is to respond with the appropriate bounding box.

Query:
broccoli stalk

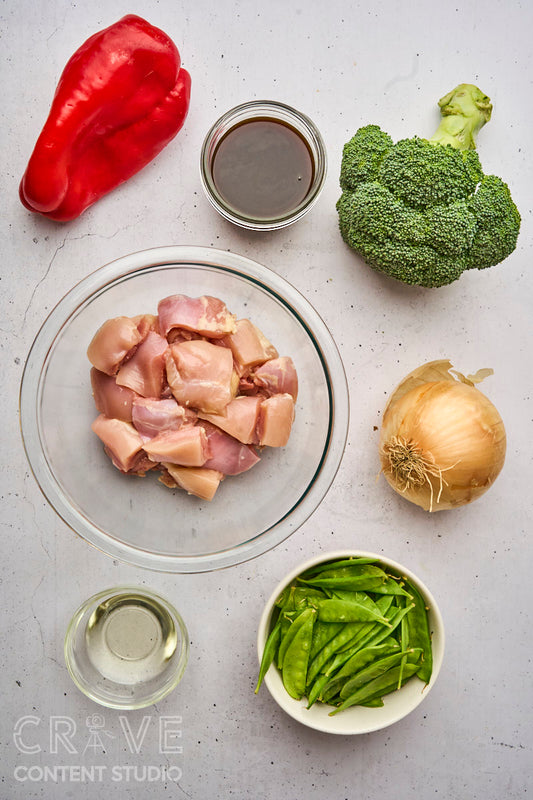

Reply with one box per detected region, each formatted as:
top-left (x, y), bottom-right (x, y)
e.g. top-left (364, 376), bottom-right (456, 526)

top-left (429, 84), bottom-right (492, 151)
top-left (337, 84), bottom-right (520, 288)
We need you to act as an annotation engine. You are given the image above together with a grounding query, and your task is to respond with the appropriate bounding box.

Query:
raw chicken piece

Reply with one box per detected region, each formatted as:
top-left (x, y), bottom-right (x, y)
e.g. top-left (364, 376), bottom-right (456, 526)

top-left (158, 295), bottom-right (236, 339)
top-left (237, 375), bottom-right (258, 396)
top-left (199, 421), bottom-right (260, 475)
top-left (198, 396), bottom-right (262, 444)
top-left (257, 393), bottom-right (295, 447)
top-left (87, 317), bottom-right (144, 376)
top-left (253, 357), bottom-right (299, 401)
top-left (162, 463), bottom-right (224, 501)
top-left (88, 293), bottom-right (299, 500)
top-left (91, 414), bottom-right (151, 473)
top-left (131, 313), bottom-right (159, 337)
top-left (116, 331), bottom-right (168, 398)
top-left (167, 328), bottom-right (205, 345)
top-left (90, 368), bottom-right (136, 422)
top-left (221, 319), bottom-right (278, 370)
top-left (143, 426), bottom-right (209, 467)
top-left (132, 397), bottom-right (195, 439)
top-left (165, 340), bottom-right (235, 414)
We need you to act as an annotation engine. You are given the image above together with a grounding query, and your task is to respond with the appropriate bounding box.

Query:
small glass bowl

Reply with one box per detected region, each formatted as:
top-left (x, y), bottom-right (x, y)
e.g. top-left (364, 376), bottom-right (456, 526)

top-left (64, 587), bottom-right (189, 709)
top-left (200, 100), bottom-right (327, 230)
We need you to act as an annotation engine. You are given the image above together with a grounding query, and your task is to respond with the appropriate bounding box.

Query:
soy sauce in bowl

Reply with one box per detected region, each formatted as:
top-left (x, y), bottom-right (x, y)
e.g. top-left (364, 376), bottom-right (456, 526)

top-left (211, 118), bottom-right (314, 220)
top-left (200, 101), bottom-right (327, 231)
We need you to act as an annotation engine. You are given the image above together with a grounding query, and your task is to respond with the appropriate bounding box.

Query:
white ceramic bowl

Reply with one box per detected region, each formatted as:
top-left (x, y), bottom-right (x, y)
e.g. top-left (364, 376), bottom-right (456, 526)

top-left (256, 550), bottom-right (445, 734)
top-left (20, 246), bottom-right (349, 573)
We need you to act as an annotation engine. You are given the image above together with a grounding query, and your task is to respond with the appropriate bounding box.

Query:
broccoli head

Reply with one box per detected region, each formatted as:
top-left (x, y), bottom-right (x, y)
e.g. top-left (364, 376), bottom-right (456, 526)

top-left (337, 84), bottom-right (521, 288)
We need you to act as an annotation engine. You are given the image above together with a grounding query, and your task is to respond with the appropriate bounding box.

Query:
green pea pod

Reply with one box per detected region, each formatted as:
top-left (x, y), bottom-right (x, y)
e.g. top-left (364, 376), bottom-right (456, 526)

top-left (309, 621), bottom-right (343, 661)
top-left (369, 577), bottom-right (412, 597)
top-left (300, 557), bottom-right (379, 579)
top-left (336, 640), bottom-right (401, 681)
top-left (276, 585), bottom-right (326, 608)
top-left (320, 677), bottom-right (346, 704)
top-left (402, 578), bottom-right (433, 684)
top-left (329, 603), bottom-right (406, 670)
top-left (331, 590), bottom-right (383, 616)
top-left (255, 619), bottom-right (282, 694)
top-left (376, 594), bottom-right (396, 616)
top-left (359, 697), bottom-right (384, 708)
top-left (316, 598), bottom-right (390, 625)
top-left (293, 587), bottom-right (328, 607)
top-left (359, 602), bottom-right (415, 651)
top-left (277, 588), bottom-right (298, 655)
top-left (275, 587), bottom-right (291, 608)
top-left (278, 607), bottom-right (313, 669)
top-left (306, 671), bottom-right (332, 709)
top-left (324, 636), bottom-right (372, 676)
top-left (397, 596), bottom-right (410, 689)
top-left (306, 621), bottom-right (367, 686)
top-left (326, 595), bottom-right (395, 663)
top-left (330, 662), bottom-right (420, 715)
top-left (339, 648), bottom-right (422, 700)
top-left (279, 585), bottom-right (296, 615)
top-left (282, 608), bottom-right (316, 700)
top-left (300, 564), bottom-right (389, 592)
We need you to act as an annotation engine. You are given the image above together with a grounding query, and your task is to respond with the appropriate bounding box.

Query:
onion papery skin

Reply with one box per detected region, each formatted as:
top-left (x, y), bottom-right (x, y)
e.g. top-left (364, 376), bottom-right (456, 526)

top-left (379, 380), bottom-right (506, 512)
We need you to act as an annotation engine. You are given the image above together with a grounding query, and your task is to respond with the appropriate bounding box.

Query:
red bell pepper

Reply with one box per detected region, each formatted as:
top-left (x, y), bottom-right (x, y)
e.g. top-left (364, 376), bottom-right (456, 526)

top-left (19, 14), bottom-right (191, 221)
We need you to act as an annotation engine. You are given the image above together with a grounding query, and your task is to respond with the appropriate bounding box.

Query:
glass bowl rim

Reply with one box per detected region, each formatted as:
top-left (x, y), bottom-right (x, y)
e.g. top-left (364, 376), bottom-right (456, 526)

top-left (19, 245), bottom-right (349, 573)
top-left (256, 549), bottom-right (445, 734)
top-left (199, 99), bottom-right (328, 231)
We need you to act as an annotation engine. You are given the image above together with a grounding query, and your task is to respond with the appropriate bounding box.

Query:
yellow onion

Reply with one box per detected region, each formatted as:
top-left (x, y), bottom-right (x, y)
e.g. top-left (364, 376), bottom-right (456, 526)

top-left (379, 360), bottom-right (506, 512)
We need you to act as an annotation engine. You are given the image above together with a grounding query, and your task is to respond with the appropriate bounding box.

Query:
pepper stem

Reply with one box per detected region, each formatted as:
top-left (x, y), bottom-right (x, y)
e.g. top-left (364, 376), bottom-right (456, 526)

top-left (428, 83), bottom-right (492, 151)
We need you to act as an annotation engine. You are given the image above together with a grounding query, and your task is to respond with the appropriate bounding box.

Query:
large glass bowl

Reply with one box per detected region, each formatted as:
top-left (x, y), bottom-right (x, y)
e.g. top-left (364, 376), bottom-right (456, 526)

top-left (20, 246), bottom-right (349, 572)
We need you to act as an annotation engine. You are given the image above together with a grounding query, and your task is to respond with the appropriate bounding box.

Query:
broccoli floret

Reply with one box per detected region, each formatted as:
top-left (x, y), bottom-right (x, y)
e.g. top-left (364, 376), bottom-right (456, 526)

top-left (337, 84), bottom-right (521, 288)
top-left (339, 125), bottom-right (393, 189)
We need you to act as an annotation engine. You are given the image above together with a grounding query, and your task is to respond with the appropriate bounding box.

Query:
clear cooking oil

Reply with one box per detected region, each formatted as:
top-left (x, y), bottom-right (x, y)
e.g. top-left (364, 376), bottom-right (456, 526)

top-left (85, 592), bottom-right (178, 685)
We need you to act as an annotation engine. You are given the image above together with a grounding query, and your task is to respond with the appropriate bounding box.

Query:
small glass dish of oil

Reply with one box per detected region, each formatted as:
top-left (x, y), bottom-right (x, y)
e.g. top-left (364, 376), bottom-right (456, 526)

top-left (200, 100), bottom-right (327, 230)
top-left (64, 587), bottom-right (189, 709)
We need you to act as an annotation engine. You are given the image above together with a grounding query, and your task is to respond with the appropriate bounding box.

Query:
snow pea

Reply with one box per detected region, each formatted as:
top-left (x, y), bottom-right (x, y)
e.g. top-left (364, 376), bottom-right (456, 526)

top-left (300, 557), bottom-right (379, 579)
top-left (339, 648), bottom-right (422, 700)
top-left (300, 564), bottom-right (390, 592)
top-left (282, 608), bottom-right (316, 700)
top-left (315, 598), bottom-right (390, 625)
top-left (320, 641), bottom-right (403, 703)
top-left (336, 640), bottom-right (402, 681)
top-left (309, 621), bottom-right (343, 661)
top-left (397, 596), bottom-right (410, 688)
top-left (306, 670), bottom-right (333, 709)
top-left (255, 618), bottom-right (282, 694)
top-left (330, 590), bottom-right (384, 616)
top-left (323, 596), bottom-right (398, 673)
top-left (326, 601), bottom-right (413, 675)
top-left (278, 607), bottom-right (314, 669)
top-left (275, 586), bottom-right (327, 609)
top-left (402, 578), bottom-right (433, 683)
top-left (330, 662), bottom-right (420, 715)
top-left (360, 697), bottom-right (384, 708)
top-left (367, 577), bottom-right (412, 597)
top-left (359, 602), bottom-right (415, 651)
top-left (278, 587), bottom-right (296, 645)
top-left (306, 621), bottom-right (367, 686)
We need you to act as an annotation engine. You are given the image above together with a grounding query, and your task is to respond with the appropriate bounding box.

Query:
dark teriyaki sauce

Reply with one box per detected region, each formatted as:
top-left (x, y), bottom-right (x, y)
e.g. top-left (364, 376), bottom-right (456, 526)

top-left (212, 118), bottom-right (315, 220)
